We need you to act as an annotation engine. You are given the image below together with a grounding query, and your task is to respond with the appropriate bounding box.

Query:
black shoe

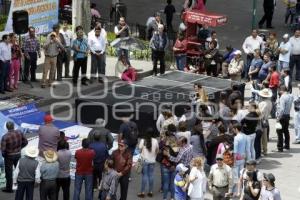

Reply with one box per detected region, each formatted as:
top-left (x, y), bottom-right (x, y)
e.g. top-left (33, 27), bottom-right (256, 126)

top-left (82, 82), bottom-right (88, 86)
top-left (284, 146), bottom-right (290, 150)
top-left (5, 89), bottom-right (13, 92)
top-left (266, 26), bottom-right (275, 29)
top-left (277, 149), bottom-right (283, 152)
top-left (258, 24), bottom-right (263, 29)
top-left (65, 75), bottom-right (71, 78)
top-left (98, 79), bottom-right (104, 83)
top-left (2, 189), bottom-right (13, 193)
top-left (0, 91), bottom-right (5, 94)
top-left (31, 79), bottom-right (37, 82)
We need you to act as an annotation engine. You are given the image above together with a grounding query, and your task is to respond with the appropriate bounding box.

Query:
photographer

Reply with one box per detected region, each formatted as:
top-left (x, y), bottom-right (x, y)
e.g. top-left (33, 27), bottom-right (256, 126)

top-left (114, 17), bottom-right (131, 64)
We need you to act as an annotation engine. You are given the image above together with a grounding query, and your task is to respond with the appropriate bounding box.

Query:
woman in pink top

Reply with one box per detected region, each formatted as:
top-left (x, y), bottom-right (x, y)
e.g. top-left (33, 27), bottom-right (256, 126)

top-left (9, 33), bottom-right (22, 90)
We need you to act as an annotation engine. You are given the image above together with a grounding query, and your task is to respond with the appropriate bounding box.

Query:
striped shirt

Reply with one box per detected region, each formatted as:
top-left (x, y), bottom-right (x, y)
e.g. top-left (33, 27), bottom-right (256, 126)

top-left (100, 169), bottom-right (119, 198)
top-left (23, 36), bottom-right (40, 53)
top-left (277, 92), bottom-right (294, 119)
top-left (169, 144), bottom-right (193, 167)
top-left (1, 130), bottom-right (28, 156)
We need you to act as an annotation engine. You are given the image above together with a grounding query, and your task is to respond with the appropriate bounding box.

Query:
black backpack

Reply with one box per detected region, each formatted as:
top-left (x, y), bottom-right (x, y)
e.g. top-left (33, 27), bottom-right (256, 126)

top-left (126, 122), bottom-right (138, 146)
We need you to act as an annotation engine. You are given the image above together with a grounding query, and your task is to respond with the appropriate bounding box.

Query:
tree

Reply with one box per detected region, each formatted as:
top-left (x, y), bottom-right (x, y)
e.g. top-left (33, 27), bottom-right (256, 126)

top-left (72, 0), bottom-right (91, 34)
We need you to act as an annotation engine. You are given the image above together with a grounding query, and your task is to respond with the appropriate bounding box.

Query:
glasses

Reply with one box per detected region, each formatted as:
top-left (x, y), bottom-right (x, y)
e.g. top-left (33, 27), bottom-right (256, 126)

top-left (216, 159), bottom-right (223, 161)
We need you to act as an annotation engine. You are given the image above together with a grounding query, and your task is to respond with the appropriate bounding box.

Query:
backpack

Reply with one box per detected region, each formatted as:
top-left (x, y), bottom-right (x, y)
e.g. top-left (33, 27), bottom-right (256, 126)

top-left (222, 144), bottom-right (234, 167)
top-left (126, 122), bottom-right (139, 146)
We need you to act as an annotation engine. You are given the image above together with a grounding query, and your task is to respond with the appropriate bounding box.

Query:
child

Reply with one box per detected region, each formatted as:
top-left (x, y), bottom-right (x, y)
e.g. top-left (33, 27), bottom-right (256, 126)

top-left (174, 163), bottom-right (189, 200)
top-left (99, 159), bottom-right (119, 200)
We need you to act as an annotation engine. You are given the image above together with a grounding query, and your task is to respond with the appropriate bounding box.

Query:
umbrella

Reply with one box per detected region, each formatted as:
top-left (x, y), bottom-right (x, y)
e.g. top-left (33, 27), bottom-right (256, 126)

top-left (184, 10), bottom-right (228, 27)
top-left (110, 37), bottom-right (147, 50)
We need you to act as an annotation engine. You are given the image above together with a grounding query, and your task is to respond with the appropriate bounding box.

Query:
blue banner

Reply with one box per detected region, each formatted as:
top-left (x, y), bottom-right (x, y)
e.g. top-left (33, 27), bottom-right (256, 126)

top-left (4, 0), bottom-right (59, 34)
top-left (1, 103), bottom-right (75, 130)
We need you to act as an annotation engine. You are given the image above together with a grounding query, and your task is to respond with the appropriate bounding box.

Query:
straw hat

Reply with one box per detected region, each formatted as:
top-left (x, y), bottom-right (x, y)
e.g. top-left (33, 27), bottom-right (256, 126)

top-left (43, 150), bottom-right (58, 163)
top-left (25, 146), bottom-right (39, 158)
top-left (258, 88), bottom-right (272, 98)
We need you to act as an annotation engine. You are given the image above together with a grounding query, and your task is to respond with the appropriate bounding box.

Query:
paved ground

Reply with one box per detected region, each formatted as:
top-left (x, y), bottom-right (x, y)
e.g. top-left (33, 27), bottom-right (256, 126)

top-left (1, 0), bottom-right (300, 200)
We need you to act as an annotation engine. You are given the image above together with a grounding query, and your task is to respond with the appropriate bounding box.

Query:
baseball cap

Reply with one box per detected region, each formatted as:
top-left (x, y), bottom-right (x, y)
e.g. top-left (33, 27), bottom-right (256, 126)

top-left (216, 154), bottom-right (224, 160)
top-left (283, 34), bottom-right (289, 39)
top-left (263, 173), bottom-right (275, 183)
top-left (176, 163), bottom-right (188, 173)
top-left (44, 114), bottom-right (53, 123)
top-left (246, 160), bottom-right (257, 165)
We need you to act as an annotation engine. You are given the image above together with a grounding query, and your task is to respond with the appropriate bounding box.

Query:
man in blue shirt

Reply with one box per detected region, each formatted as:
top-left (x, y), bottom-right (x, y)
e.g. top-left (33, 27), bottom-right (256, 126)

top-left (89, 132), bottom-right (109, 190)
top-left (248, 49), bottom-right (263, 101)
top-left (258, 53), bottom-right (273, 82)
top-left (72, 26), bottom-right (89, 86)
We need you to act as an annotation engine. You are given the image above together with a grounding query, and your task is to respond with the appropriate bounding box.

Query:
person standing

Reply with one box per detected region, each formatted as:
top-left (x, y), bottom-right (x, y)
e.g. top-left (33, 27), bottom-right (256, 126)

top-left (114, 17), bottom-right (131, 64)
top-left (222, 46), bottom-right (237, 78)
top-left (72, 26), bottom-right (89, 86)
top-left (98, 159), bottom-right (119, 200)
top-left (268, 65), bottom-right (280, 118)
top-left (164, 0), bottom-right (176, 30)
top-left (276, 85), bottom-right (294, 152)
top-left (42, 32), bottom-right (64, 88)
top-left (228, 50), bottom-right (244, 81)
top-left (258, 53), bottom-right (273, 83)
top-left (173, 33), bottom-right (187, 71)
top-left (260, 173), bottom-right (282, 200)
top-left (174, 163), bottom-right (189, 200)
top-left (111, 140), bottom-right (133, 200)
top-left (241, 103), bottom-right (259, 160)
top-left (38, 115), bottom-right (60, 157)
top-left (165, 136), bottom-right (193, 167)
top-left (14, 146), bottom-right (40, 200)
top-left (1, 121), bottom-right (28, 193)
top-left (148, 12), bottom-right (164, 40)
top-left (23, 26), bottom-right (41, 82)
top-left (258, 89), bottom-right (273, 155)
top-left (56, 140), bottom-right (71, 200)
top-left (60, 21), bottom-right (73, 78)
top-left (87, 118), bottom-right (114, 150)
top-left (258, 0), bottom-right (276, 29)
top-left (0, 34), bottom-right (12, 94)
top-left (188, 157), bottom-right (207, 200)
top-left (88, 26), bottom-right (107, 83)
top-left (118, 114), bottom-right (138, 156)
top-left (40, 150), bottom-right (59, 200)
top-left (289, 29), bottom-right (300, 80)
top-left (137, 128), bottom-right (159, 198)
top-left (89, 132), bottom-right (109, 190)
top-left (277, 34), bottom-right (291, 72)
top-left (242, 30), bottom-right (263, 79)
top-left (232, 122), bottom-right (249, 184)
top-left (8, 33), bottom-right (21, 91)
top-left (208, 154), bottom-right (233, 200)
top-left (73, 139), bottom-right (95, 200)
top-left (150, 24), bottom-right (169, 76)
top-left (52, 24), bottom-right (66, 81)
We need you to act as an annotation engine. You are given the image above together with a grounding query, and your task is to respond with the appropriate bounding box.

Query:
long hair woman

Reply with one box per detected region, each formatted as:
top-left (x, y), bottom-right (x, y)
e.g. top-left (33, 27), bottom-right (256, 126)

top-left (137, 128), bottom-right (159, 198)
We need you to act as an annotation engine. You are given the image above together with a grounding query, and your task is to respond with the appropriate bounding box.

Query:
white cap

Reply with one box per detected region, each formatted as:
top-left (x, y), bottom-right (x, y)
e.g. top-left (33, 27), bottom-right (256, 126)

top-left (234, 50), bottom-right (242, 55)
top-left (176, 163), bottom-right (188, 172)
top-left (283, 34), bottom-right (289, 39)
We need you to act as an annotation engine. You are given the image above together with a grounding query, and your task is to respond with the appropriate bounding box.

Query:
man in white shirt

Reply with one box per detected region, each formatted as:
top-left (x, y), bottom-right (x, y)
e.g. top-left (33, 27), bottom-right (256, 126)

top-left (0, 34), bottom-right (12, 94)
top-left (206, 30), bottom-right (219, 49)
top-left (60, 21), bottom-right (73, 78)
top-left (242, 30), bottom-right (263, 80)
top-left (88, 26), bottom-right (106, 83)
top-left (289, 29), bottom-right (300, 80)
top-left (278, 34), bottom-right (291, 72)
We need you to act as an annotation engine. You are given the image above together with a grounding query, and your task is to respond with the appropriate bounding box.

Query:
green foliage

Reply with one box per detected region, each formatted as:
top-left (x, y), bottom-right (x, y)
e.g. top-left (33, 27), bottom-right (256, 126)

top-left (0, 15), bottom-right (8, 32)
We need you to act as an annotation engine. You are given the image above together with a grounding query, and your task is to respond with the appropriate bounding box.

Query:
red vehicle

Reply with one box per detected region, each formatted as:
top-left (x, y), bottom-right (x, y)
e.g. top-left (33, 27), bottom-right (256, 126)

top-left (181, 10), bottom-right (227, 72)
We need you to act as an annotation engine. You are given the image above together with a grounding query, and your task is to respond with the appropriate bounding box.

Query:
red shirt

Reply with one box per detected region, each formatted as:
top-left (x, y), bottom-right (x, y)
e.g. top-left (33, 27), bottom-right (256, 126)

top-left (174, 39), bottom-right (187, 54)
top-left (269, 71), bottom-right (280, 89)
top-left (75, 148), bottom-right (95, 175)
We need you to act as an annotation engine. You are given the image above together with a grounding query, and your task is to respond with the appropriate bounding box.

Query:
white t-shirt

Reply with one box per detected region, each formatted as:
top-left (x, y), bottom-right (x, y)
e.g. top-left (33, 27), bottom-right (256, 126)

top-left (260, 186), bottom-right (282, 200)
top-left (278, 41), bottom-right (291, 63)
top-left (139, 138), bottom-right (159, 163)
top-left (60, 29), bottom-right (73, 47)
top-left (188, 167), bottom-right (207, 199)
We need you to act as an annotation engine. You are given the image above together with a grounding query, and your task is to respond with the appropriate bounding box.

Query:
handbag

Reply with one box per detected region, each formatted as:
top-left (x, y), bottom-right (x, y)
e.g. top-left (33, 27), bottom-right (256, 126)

top-left (135, 147), bottom-right (144, 174)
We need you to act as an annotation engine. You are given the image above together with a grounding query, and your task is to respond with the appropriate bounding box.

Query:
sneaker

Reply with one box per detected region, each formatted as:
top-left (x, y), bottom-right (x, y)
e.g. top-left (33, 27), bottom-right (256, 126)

top-left (147, 192), bottom-right (153, 197)
top-left (137, 193), bottom-right (145, 198)
top-left (2, 189), bottom-right (13, 193)
top-left (293, 140), bottom-right (300, 144)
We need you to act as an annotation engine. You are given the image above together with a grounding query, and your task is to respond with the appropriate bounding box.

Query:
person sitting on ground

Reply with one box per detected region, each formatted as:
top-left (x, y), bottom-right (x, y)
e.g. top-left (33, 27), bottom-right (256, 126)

top-left (115, 54), bottom-right (137, 83)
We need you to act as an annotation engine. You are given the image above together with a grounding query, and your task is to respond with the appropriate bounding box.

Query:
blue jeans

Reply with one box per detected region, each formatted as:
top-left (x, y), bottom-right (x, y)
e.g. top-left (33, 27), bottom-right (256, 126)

top-left (141, 162), bottom-right (155, 193)
top-left (246, 133), bottom-right (256, 160)
top-left (175, 55), bottom-right (186, 71)
top-left (0, 60), bottom-right (10, 92)
top-left (233, 159), bottom-right (245, 193)
top-left (162, 166), bottom-right (175, 199)
top-left (73, 174), bottom-right (93, 200)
